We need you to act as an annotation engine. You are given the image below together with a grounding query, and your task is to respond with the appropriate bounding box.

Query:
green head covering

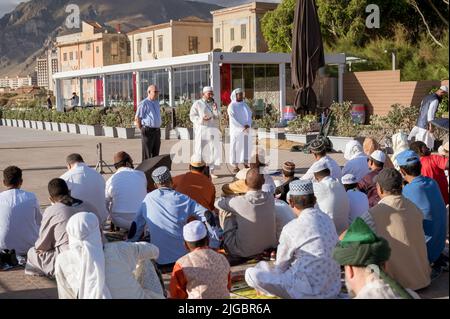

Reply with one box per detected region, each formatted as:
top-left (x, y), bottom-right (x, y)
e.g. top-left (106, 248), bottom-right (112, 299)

top-left (333, 218), bottom-right (391, 267)
top-left (333, 218), bottom-right (414, 299)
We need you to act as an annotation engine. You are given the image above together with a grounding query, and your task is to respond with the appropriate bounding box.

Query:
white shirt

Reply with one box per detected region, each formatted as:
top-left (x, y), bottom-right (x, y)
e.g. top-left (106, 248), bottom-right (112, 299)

top-left (342, 155), bottom-right (370, 182)
top-left (105, 167), bottom-right (147, 215)
top-left (274, 208), bottom-right (341, 299)
top-left (0, 189), bottom-right (41, 255)
top-left (346, 189), bottom-right (369, 223)
top-left (60, 163), bottom-right (108, 224)
top-left (313, 176), bottom-right (350, 235)
top-left (274, 199), bottom-right (296, 241)
top-left (301, 156), bottom-right (342, 181)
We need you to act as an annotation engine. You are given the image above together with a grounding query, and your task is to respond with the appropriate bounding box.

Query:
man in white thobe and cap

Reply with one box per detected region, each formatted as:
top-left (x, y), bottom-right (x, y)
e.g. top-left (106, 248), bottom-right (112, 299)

top-left (312, 160), bottom-right (350, 235)
top-left (228, 88), bottom-right (253, 173)
top-left (245, 180), bottom-right (341, 299)
top-left (190, 86), bottom-right (221, 179)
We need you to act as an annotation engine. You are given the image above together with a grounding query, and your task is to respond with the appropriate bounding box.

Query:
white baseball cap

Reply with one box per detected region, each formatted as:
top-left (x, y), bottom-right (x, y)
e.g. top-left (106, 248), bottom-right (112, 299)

top-left (370, 150), bottom-right (386, 163)
top-left (439, 85), bottom-right (448, 93)
top-left (183, 220), bottom-right (207, 242)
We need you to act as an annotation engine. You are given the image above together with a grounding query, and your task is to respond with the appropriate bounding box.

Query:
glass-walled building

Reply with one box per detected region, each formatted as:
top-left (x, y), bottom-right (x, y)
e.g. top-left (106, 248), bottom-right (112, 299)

top-left (53, 52), bottom-right (346, 114)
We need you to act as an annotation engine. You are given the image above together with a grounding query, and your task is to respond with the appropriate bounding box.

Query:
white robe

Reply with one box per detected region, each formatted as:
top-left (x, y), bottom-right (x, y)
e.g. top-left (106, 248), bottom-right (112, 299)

top-left (190, 99), bottom-right (221, 168)
top-left (228, 100), bottom-right (252, 165)
top-left (245, 208), bottom-right (341, 299)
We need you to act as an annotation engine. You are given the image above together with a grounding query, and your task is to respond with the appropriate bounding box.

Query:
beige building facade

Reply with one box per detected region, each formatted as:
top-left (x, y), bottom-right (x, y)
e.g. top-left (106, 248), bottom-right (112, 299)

top-left (127, 18), bottom-right (213, 62)
top-left (36, 48), bottom-right (59, 91)
top-left (211, 2), bottom-right (277, 53)
top-left (56, 21), bottom-right (130, 72)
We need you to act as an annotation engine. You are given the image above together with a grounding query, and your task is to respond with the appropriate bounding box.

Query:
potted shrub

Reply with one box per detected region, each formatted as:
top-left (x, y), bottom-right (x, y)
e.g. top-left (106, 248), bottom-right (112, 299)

top-left (326, 101), bottom-right (361, 152)
top-left (84, 108), bottom-right (103, 136)
top-left (23, 109), bottom-right (32, 128)
top-left (16, 110), bottom-right (26, 128)
top-left (67, 112), bottom-right (80, 134)
top-left (41, 109), bottom-right (52, 130)
top-left (254, 109), bottom-right (284, 140)
top-left (174, 102), bottom-right (193, 140)
top-left (75, 109), bottom-right (88, 135)
top-left (160, 106), bottom-right (172, 140)
top-left (50, 110), bottom-right (61, 132)
top-left (102, 111), bottom-right (118, 138)
top-left (29, 108), bottom-right (40, 129)
top-left (10, 109), bottom-right (18, 127)
top-left (58, 112), bottom-right (69, 133)
top-left (285, 114), bottom-right (319, 144)
top-left (116, 106), bottom-right (136, 139)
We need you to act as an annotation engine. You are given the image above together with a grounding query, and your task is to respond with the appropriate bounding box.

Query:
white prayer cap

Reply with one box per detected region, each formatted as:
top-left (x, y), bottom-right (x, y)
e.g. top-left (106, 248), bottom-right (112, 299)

top-left (183, 220), bottom-right (207, 242)
top-left (341, 174), bottom-right (359, 185)
top-left (234, 88), bottom-right (243, 94)
top-left (236, 168), bottom-right (250, 180)
top-left (310, 160), bottom-right (329, 173)
top-left (203, 86), bottom-right (213, 93)
top-left (370, 150), bottom-right (386, 163)
top-left (274, 179), bottom-right (283, 188)
top-left (439, 85), bottom-right (448, 93)
top-left (288, 180), bottom-right (314, 196)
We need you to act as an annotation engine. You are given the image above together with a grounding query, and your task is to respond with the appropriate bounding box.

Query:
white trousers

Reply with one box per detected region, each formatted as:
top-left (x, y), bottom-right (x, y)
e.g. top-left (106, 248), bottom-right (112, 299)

top-left (193, 125), bottom-right (222, 169)
top-left (245, 261), bottom-right (292, 299)
top-left (229, 131), bottom-right (253, 165)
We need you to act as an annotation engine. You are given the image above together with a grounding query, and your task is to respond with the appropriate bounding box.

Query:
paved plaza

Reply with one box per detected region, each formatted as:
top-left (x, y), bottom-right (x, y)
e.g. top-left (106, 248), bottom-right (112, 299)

top-left (0, 126), bottom-right (448, 299)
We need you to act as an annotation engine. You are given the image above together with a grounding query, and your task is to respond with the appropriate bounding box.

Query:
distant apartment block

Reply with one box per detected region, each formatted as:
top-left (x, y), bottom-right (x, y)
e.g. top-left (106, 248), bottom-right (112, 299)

top-left (36, 48), bottom-right (59, 91)
top-left (0, 74), bottom-right (37, 90)
top-left (211, 2), bottom-right (277, 53)
top-left (56, 21), bottom-right (130, 72)
top-left (127, 17), bottom-right (213, 62)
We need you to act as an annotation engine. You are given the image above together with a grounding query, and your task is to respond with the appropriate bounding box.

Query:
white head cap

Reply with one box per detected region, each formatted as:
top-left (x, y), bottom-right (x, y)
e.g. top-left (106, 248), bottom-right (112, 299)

top-left (310, 160), bottom-right (329, 173)
top-left (183, 220), bottom-right (207, 242)
top-left (370, 150), bottom-right (386, 163)
top-left (341, 174), bottom-right (359, 185)
top-left (439, 85), bottom-right (448, 93)
top-left (203, 86), bottom-right (213, 94)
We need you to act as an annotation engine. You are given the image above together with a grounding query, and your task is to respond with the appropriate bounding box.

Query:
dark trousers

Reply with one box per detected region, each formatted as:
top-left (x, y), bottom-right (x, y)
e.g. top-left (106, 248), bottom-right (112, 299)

top-left (141, 127), bottom-right (161, 161)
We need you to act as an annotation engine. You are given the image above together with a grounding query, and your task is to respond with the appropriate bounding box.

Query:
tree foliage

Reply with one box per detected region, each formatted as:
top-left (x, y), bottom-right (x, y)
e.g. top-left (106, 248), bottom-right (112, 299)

top-left (261, 0), bottom-right (449, 81)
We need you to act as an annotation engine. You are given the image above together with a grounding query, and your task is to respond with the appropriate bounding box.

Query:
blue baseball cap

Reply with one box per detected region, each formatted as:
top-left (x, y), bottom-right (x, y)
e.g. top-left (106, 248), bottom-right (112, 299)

top-left (396, 150), bottom-right (420, 167)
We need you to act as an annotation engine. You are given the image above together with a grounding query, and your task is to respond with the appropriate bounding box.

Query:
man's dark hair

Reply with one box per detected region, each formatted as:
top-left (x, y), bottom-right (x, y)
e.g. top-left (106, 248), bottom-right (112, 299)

top-left (410, 141), bottom-right (430, 156)
top-left (375, 168), bottom-right (403, 195)
top-left (313, 168), bottom-right (330, 180)
top-left (290, 194), bottom-right (316, 209)
top-left (3, 166), bottom-right (22, 187)
top-left (48, 178), bottom-right (70, 200)
top-left (282, 169), bottom-right (295, 178)
top-left (344, 183), bottom-right (358, 191)
top-left (313, 149), bottom-right (327, 157)
top-left (185, 236), bottom-right (209, 249)
top-left (370, 158), bottom-right (384, 169)
top-left (66, 153), bottom-right (84, 165)
top-left (189, 165), bottom-right (206, 173)
top-left (400, 162), bottom-right (422, 177)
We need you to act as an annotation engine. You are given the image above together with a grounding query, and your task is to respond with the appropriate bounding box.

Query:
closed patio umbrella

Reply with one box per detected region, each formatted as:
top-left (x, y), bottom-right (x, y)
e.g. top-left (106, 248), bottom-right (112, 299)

top-left (291, 0), bottom-right (325, 115)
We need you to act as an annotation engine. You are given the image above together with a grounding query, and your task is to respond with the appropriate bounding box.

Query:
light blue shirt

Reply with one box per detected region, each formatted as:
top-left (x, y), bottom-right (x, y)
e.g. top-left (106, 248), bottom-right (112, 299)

top-left (136, 98), bottom-right (161, 128)
top-left (130, 187), bottom-right (207, 265)
top-left (402, 175), bottom-right (447, 263)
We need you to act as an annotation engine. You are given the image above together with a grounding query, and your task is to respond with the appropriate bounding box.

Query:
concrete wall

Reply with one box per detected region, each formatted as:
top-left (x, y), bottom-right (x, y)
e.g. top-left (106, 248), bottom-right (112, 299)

top-left (344, 70), bottom-right (449, 115)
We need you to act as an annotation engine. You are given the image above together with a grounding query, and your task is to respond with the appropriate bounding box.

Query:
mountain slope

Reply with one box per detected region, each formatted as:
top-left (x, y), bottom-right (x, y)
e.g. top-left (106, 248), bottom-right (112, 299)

top-left (0, 0), bottom-right (222, 76)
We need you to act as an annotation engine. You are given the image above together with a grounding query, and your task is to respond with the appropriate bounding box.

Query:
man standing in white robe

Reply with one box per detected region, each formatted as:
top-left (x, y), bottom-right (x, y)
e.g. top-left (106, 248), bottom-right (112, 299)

top-left (245, 180), bottom-right (341, 299)
top-left (228, 88), bottom-right (253, 173)
top-left (190, 87), bottom-right (221, 179)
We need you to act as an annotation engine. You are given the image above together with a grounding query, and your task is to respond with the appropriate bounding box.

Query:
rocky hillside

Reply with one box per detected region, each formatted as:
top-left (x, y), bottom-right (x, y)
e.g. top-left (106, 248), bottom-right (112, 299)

top-left (0, 0), bottom-right (222, 77)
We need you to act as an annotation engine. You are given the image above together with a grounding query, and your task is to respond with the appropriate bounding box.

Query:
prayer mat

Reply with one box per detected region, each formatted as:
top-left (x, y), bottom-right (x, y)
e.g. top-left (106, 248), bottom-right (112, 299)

top-left (230, 277), bottom-right (280, 299)
top-left (260, 138), bottom-right (303, 151)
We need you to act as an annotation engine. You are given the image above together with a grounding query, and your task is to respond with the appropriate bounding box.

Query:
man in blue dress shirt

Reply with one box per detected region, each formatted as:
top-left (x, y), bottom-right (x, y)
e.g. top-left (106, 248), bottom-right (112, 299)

top-left (135, 85), bottom-right (162, 161)
top-left (398, 150), bottom-right (447, 267)
top-left (129, 166), bottom-right (209, 268)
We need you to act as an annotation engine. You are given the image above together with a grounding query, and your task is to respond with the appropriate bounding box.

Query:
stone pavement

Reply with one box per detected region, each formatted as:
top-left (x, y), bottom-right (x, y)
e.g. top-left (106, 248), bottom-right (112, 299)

top-left (0, 126), bottom-right (448, 299)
